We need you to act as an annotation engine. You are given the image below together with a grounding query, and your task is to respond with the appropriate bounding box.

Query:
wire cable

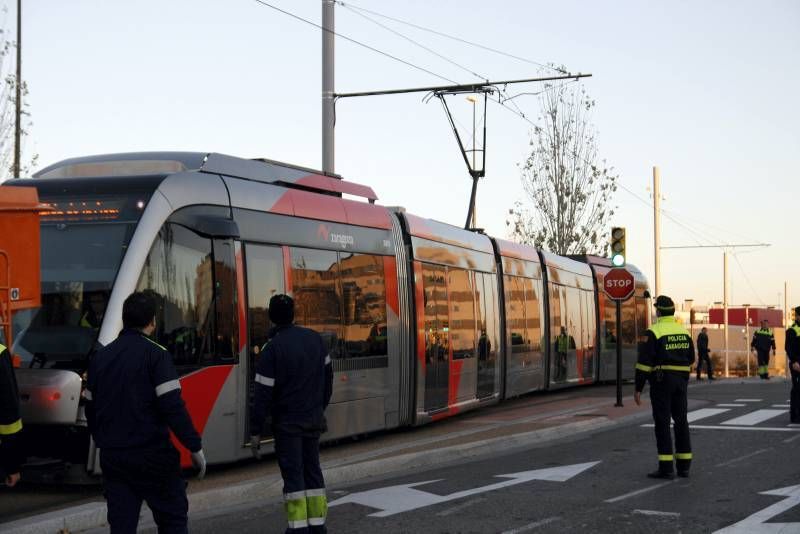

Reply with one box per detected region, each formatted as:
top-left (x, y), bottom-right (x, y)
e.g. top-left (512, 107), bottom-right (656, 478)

top-left (339, 2), bottom-right (487, 82)
top-left (252, 0), bottom-right (458, 84)
top-left (336, 0), bottom-right (567, 75)
top-left (732, 253), bottom-right (766, 306)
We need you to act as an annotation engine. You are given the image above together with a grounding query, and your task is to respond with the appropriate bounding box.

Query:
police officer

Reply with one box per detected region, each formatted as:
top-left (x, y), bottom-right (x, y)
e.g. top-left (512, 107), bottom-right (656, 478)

top-left (0, 341), bottom-right (24, 487)
top-left (786, 306), bottom-right (800, 424)
top-left (634, 295), bottom-right (695, 479)
top-left (250, 294), bottom-right (333, 534)
top-left (85, 292), bottom-right (206, 534)
top-left (751, 320), bottom-right (776, 379)
top-left (696, 327), bottom-right (714, 380)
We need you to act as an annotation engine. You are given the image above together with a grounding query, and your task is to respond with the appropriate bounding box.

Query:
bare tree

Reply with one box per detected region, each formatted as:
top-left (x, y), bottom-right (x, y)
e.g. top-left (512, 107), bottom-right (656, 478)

top-left (0, 5), bottom-right (35, 180)
top-left (507, 78), bottom-right (617, 256)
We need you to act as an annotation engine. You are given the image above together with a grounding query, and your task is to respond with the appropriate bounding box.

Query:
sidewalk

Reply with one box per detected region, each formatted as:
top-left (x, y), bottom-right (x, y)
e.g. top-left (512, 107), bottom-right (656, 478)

top-left (1, 383), bottom-right (709, 534)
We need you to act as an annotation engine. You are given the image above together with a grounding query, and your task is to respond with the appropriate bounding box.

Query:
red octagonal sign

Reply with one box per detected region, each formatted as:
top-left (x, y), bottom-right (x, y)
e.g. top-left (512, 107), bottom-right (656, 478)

top-left (604, 268), bottom-right (635, 301)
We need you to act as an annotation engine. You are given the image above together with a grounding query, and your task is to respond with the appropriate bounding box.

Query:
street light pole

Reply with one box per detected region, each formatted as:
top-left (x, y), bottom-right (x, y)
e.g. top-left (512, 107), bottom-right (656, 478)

top-left (744, 304), bottom-right (750, 377)
top-left (724, 250), bottom-right (729, 377)
top-left (13, 0), bottom-right (22, 178)
top-left (466, 94), bottom-right (477, 228)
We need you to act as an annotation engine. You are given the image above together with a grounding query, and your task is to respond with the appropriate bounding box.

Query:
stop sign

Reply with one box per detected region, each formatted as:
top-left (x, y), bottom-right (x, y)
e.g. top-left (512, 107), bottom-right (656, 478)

top-left (604, 268), bottom-right (635, 301)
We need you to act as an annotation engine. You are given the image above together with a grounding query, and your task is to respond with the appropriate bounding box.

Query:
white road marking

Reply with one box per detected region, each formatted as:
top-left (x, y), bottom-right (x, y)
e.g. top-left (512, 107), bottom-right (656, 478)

top-left (734, 398), bottom-right (762, 402)
top-left (783, 433), bottom-right (800, 443)
top-left (715, 448), bottom-right (771, 467)
top-left (604, 481), bottom-right (675, 503)
top-left (436, 497), bottom-right (485, 517)
top-left (717, 403), bottom-right (746, 407)
top-left (687, 408), bottom-right (730, 422)
top-left (713, 483), bottom-right (800, 533)
top-left (772, 404), bottom-right (790, 408)
top-left (633, 509), bottom-right (680, 518)
top-left (501, 516), bottom-right (561, 533)
top-left (721, 409), bottom-right (785, 426)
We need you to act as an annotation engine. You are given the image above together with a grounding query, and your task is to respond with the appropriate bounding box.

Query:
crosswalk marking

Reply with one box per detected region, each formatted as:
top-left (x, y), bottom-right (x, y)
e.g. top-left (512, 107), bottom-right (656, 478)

top-left (772, 404), bottom-right (790, 408)
top-left (717, 404), bottom-right (745, 408)
top-left (687, 408), bottom-right (730, 423)
top-left (734, 398), bottom-right (762, 402)
top-left (721, 409), bottom-right (785, 426)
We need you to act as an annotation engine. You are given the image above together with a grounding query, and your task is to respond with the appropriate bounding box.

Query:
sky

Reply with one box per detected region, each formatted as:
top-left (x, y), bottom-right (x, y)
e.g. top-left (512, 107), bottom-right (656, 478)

top-left (7, 0), bottom-right (800, 312)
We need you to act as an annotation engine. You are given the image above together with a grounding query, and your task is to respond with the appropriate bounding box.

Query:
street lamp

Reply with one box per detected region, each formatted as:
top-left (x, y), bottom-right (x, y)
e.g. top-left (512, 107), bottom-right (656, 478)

top-left (743, 304), bottom-right (750, 377)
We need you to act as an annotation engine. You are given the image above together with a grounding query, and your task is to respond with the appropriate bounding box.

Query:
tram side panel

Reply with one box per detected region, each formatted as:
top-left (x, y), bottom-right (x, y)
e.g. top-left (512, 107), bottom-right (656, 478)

top-left (491, 239), bottom-right (548, 399)
top-left (539, 251), bottom-right (598, 389)
top-left (399, 214), bottom-right (501, 424)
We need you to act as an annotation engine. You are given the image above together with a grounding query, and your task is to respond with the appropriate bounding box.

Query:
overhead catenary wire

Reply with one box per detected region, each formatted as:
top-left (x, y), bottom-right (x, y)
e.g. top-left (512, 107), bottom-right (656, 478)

top-left (251, 0), bottom-right (458, 84)
top-left (336, 0), bottom-right (568, 75)
top-left (732, 253), bottom-right (767, 306)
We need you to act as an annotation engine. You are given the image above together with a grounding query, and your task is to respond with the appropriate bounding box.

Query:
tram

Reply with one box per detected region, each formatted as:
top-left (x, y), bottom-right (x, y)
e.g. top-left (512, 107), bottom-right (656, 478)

top-left (5, 152), bottom-right (650, 481)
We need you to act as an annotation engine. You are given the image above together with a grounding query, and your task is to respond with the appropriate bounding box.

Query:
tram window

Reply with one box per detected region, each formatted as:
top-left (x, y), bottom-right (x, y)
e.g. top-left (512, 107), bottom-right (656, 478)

top-left (621, 300), bottom-right (636, 346)
top-left (548, 283), bottom-right (564, 343)
top-left (290, 247), bottom-right (342, 358)
top-left (604, 297), bottom-right (617, 349)
top-left (565, 287), bottom-right (582, 348)
top-left (448, 268), bottom-right (476, 360)
top-left (136, 223), bottom-right (216, 370)
top-left (245, 244), bottom-right (285, 354)
top-left (339, 253), bottom-right (387, 358)
top-left (423, 264), bottom-right (449, 366)
top-left (504, 275), bottom-right (525, 349)
top-left (523, 277), bottom-right (543, 351)
top-left (477, 272), bottom-right (500, 361)
top-left (635, 297), bottom-right (649, 343)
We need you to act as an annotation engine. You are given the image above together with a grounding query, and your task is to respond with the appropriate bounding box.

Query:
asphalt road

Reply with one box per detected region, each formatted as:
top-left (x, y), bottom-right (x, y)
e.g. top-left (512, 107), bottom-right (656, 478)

top-left (172, 379), bottom-right (800, 534)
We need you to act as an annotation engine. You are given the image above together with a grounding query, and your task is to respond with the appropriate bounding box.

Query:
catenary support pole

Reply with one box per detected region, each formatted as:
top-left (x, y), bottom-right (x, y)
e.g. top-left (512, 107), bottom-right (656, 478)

top-left (322, 0), bottom-right (335, 174)
top-left (724, 250), bottom-right (729, 377)
top-left (13, 0), bottom-right (21, 178)
top-left (653, 167), bottom-right (661, 298)
top-left (615, 300), bottom-right (623, 407)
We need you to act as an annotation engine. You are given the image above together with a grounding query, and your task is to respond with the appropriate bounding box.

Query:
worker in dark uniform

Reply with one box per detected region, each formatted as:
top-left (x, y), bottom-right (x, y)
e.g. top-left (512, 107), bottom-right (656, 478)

top-left (786, 306), bottom-right (800, 424)
top-left (696, 327), bottom-right (714, 380)
top-left (250, 294), bottom-right (333, 534)
top-left (634, 295), bottom-right (695, 479)
top-left (0, 342), bottom-right (24, 487)
top-left (751, 320), bottom-right (776, 379)
top-left (85, 292), bottom-right (206, 534)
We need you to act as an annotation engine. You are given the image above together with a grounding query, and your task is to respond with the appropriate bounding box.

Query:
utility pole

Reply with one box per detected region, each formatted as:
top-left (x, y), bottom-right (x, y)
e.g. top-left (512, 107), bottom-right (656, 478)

top-left (724, 250), bottom-right (729, 377)
top-left (13, 0), bottom-right (22, 177)
top-left (321, 0), bottom-right (335, 174)
top-left (653, 167), bottom-right (661, 298)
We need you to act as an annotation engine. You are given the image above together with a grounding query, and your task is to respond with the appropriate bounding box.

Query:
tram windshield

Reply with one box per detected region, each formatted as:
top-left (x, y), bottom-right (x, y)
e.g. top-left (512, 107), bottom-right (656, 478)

top-left (11, 193), bottom-right (148, 369)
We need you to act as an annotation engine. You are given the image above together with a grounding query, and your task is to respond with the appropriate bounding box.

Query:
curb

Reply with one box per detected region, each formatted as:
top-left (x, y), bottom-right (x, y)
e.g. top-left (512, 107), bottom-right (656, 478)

top-left (0, 409), bottom-right (652, 534)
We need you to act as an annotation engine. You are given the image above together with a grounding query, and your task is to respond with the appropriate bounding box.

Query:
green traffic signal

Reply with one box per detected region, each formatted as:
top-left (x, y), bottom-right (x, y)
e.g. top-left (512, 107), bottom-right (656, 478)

top-left (610, 227), bottom-right (626, 266)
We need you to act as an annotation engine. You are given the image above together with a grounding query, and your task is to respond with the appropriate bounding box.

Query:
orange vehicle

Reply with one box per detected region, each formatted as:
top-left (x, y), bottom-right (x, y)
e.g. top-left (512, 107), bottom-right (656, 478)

top-left (0, 185), bottom-right (46, 353)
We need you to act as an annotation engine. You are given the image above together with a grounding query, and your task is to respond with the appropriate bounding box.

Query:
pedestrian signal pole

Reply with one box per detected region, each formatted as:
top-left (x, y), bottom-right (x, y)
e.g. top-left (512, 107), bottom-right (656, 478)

top-left (604, 267), bottom-right (635, 407)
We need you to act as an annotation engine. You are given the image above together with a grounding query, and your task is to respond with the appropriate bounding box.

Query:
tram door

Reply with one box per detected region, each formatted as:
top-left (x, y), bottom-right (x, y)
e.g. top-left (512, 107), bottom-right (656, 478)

top-left (423, 264), bottom-right (449, 412)
top-left (244, 244), bottom-right (285, 442)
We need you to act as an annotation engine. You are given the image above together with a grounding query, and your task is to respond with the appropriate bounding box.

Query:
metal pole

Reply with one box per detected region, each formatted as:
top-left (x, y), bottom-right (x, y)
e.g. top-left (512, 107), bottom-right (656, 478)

top-left (745, 305), bottom-right (750, 377)
top-left (321, 0), bottom-right (335, 174)
top-left (724, 250), bottom-right (729, 377)
top-left (787, 280), bottom-right (791, 379)
top-left (13, 0), bottom-right (21, 178)
top-left (653, 167), bottom-right (661, 298)
top-left (615, 300), bottom-right (623, 407)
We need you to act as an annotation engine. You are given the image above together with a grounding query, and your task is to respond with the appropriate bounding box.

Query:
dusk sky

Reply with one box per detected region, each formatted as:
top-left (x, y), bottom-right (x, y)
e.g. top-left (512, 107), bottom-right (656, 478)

top-left (10, 0), bottom-right (800, 311)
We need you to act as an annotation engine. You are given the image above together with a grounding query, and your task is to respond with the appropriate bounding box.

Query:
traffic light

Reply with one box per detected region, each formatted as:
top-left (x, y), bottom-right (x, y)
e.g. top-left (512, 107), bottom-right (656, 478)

top-left (610, 227), bottom-right (626, 267)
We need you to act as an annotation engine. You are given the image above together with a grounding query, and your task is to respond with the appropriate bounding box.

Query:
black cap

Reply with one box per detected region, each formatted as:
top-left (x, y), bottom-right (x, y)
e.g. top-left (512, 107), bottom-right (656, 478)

top-left (655, 295), bottom-right (675, 315)
top-left (268, 294), bottom-right (295, 326)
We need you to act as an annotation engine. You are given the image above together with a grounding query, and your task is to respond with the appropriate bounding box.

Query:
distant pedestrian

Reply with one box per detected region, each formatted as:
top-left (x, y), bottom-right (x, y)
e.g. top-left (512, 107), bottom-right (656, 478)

top-left (751, 320), bottom-right (776, 379)
top-left (0, 341), bottom-right (24, 487)
top-left (554, 326), bottom-right (574, 382)
top-left (250, 294), bottom-right (333, 533)
top-left (85, 292), bottom-right (206, 534)
top-left (786, 306), bottom-right (800, 424)
top-left (696, 327), bottom-right (714, 380)
top-left (634, 295), bottom-right (695, 479)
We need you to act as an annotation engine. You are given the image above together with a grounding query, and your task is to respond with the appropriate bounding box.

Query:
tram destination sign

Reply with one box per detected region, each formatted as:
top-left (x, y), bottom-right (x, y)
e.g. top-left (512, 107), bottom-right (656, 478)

top-left (604, 268), bottom-right (635, 301)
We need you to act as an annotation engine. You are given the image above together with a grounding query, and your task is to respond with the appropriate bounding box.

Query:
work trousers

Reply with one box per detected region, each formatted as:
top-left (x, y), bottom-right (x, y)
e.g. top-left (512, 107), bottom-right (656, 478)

top-left (756, 350), bottom-right (770, 378)
top-left (791, 369), bottom-right (800, 423)
top-left (649, 372), bottom-right (692, 474)
top-left (100, 446), bottom-right (188, 534)
top-left (696, 352), bottom-right (713, 379)
top-left (274, 423), bottom-right (328, 534)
